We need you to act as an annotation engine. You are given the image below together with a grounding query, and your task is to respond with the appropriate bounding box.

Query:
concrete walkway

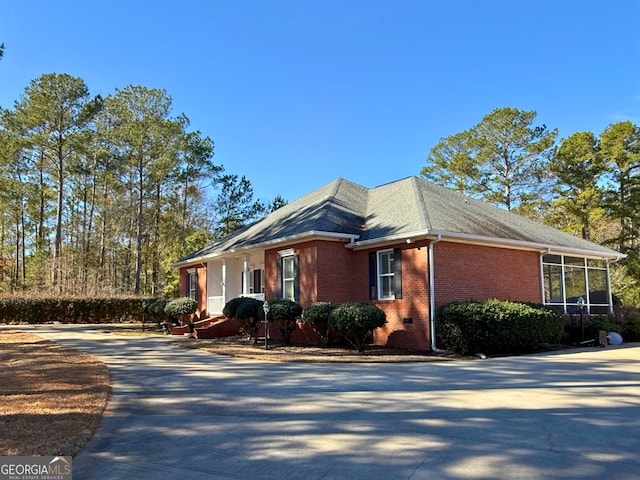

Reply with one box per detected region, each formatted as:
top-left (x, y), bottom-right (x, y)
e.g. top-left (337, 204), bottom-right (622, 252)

top-left (10, 325), bottom-right (640, 480)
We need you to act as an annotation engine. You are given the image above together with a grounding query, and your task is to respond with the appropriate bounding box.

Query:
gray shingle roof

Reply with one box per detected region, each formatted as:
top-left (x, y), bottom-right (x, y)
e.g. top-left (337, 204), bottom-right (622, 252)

top-left (175, 176), bottom-right (622, 265)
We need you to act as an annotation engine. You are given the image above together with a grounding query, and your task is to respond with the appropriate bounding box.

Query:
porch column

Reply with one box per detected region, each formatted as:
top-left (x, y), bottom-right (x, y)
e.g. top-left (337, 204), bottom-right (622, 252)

top-left (243, 255), bottom-right (250, 295)
top-left (221, 259), bottom-right (227, 304)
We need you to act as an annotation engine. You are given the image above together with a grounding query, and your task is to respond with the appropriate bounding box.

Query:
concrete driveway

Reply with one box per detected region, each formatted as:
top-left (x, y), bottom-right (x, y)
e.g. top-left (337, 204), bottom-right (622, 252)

top-left (13, 325), bottom-right (640, 480)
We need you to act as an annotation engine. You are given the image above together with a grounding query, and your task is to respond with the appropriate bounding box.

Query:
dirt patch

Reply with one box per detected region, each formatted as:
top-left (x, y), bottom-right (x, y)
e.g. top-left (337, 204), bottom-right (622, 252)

top-left (0, 330), bottom-right (111, 457)
top-left (175, 335), bottom-right (463, 362)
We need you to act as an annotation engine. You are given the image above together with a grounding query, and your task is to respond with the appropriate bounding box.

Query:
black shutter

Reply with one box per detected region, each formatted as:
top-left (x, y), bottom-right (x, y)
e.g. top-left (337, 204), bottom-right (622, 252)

top-left (184, 271), bottom-right (189, 297)
top-left (393, 248), bottom-right (402, 299)
top-left (194, 271), bottom-right (199, 302)
top-left (293, 255), bottom-right (300, 301)
top-left (369, 252), bottom-right (377, 300)
top-left (276, 257), bottom-right (282, 299)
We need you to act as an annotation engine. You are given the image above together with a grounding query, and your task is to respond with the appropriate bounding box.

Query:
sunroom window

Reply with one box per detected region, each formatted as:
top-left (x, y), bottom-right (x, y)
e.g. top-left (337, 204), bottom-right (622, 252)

top-left (542, 254), bottom-right (610, 314)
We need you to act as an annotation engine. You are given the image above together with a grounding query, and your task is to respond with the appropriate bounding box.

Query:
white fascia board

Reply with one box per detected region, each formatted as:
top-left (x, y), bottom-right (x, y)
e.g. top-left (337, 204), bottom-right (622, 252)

top-left (428, 230), bottom-right (625, 260)
top-left (345, 230), bottom-right (433, 250)
top-left (346, 228), bottom-right (625, 261)
top-left (172, 230), bottom-right (361, 267)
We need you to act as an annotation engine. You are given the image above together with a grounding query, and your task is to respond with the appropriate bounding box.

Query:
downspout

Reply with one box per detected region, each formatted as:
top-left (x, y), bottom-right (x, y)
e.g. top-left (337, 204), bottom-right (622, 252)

top-left (606, 259), bottom-right (617, 316)
top-left (429, 235), bottom-right (446, 353)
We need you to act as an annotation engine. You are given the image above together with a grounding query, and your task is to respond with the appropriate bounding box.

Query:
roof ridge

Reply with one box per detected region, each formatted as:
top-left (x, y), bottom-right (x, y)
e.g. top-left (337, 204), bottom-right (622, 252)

top-left (411, 177), bottom-right (432, 230)
top-left (316, 178), bottom-right (345, 227)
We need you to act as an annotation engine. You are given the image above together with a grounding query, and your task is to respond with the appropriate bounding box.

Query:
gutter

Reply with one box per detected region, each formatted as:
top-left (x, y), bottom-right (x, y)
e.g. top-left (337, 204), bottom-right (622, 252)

top-left (348, 229), bottom-right (624, 262)
top-left (428, 234), bottom-right (446, 353)
top-left (173, 230), bottom-right (361, 267)
top-left (426, 229), bottom-right (625, 261)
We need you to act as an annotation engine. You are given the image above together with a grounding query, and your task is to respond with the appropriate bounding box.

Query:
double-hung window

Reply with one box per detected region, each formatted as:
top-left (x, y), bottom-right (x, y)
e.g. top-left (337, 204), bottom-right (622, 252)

top-left (187, 269), bottom-right (198, 300)
top-left (282, 256), bottom-right (296, 300)
top-left (369, 248), bottom-right (402, 300)
top-left (277, 249), bottom-right (299, 301)
top-left (378, 250), bottom-right (396, 300)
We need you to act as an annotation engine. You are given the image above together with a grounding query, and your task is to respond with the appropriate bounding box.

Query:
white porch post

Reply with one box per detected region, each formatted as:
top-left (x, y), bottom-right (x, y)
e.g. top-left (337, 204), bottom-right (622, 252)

top-left (221, 259), bottom-right (227, 304)
top-left (243, 255), bottom-right (250, 296)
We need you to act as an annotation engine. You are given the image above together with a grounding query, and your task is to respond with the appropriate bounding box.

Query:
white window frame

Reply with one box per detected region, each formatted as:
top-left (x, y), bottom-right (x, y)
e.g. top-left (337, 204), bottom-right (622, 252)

top-left (541, 254), bottom-right (610, 314)
top-left (187, 268), bottom-right (197, 300)
top-left (377, 249), bottom-right (395, 300)
top-left (282, 256), bottom-right (295, 301)
top-left (249, 269), bottom-right (264, 294)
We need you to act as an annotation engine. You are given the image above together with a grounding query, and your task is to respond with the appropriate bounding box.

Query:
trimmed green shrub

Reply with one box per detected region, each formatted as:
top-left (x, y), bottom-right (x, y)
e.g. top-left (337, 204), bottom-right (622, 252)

top-left (144, 298), bottom-right (170, 324)
top-left (235, 297), bottom-right (264, 343)
top-left (616, 307), bottom-right (640, 342)
top-left (164, 297), bottom-right (198, 324)
top-left (264, 298), bottom-right (302, 346)
top-left (622, 316), bottom-right (640, 342)
top-left (301, 302), bottom-right (337, 347)
top-left (585, 317), bottom-right (617, 339)
top-left (223, 297), bottom-right (249, 320)
top-left (436, 299), bottom-right (565, 355)
top-left (329, 302), bottom-right (386, 353)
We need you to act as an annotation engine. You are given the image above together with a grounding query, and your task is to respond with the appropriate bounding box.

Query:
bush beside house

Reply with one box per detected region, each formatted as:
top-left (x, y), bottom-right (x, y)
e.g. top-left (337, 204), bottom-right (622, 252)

top-left (236, 298), bottom-right (264, 344)
top-left (164, 297), bottom-right (198, 325)
top-left (329, 302), bottom-right (387, 353)
top-left (300, 302), bottom-right (337, 347)
top-left (264, 298), bottom-right (303, 346)
top-left (436, 299), bottom-right (565, 355)
top-left (615, 307), bottom-right (640, 342)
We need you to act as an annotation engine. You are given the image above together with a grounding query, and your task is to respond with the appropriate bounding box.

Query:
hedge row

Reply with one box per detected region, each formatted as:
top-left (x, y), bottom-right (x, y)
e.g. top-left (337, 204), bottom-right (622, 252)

top-left (436, 300), bottom-right (565, 355)
top-left (0, 297), bottom-right (170, 324)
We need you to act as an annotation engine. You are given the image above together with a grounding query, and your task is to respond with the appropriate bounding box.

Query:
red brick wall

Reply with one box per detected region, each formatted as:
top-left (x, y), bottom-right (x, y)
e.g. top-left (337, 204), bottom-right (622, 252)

top-left (316, 242), bottom-right (369, 303)
top-left (178, 265), bottom-right (208, 316)
top-left (367, 242), bottom-right (431, 350)
top-left (264, 242), bottom-right (319, 305)
top-left (262, 239), bottom-right (543, 351)
top-left (433, 241), bottom-right (542, 307)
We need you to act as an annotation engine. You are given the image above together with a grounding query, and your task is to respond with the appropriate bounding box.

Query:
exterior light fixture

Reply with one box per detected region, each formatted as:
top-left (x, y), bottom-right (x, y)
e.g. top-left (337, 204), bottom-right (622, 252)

top-left (577, 296), bottom-right (585, 341)
top-left (263, 301), bottom-right (270, 350)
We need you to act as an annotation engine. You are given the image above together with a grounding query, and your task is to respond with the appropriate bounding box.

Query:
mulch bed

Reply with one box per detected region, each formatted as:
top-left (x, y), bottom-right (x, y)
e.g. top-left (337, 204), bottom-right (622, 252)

top-left (174, 335), bottom-right (463, 362)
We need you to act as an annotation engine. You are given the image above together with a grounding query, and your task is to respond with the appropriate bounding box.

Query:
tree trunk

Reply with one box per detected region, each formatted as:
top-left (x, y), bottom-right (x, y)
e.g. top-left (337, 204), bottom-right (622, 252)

top-left (134, 161), bottom-right (144, 295)
top-left (53, 139), bottom-right (64, 295)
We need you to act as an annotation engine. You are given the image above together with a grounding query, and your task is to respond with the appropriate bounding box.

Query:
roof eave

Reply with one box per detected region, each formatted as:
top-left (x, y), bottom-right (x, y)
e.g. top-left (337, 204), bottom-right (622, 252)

top-left (172, 230), bottom-right (361, 267)
top-left (347, 229), bottom-right (625, 260)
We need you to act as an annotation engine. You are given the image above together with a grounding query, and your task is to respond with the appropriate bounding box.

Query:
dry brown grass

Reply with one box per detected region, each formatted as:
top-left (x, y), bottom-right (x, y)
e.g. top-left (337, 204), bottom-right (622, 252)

top-left (0, 331), bottom-right (110, 457)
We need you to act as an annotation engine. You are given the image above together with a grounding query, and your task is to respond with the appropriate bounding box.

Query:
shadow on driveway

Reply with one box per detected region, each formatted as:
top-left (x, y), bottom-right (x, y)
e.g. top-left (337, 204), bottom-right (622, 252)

top-left (10, 325), bottom-right (640, 480)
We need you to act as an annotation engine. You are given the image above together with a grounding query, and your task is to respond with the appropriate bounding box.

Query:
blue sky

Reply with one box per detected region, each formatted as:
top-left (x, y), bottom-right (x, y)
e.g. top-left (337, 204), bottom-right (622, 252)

top-left (1, 0), bottom-right (639, 203)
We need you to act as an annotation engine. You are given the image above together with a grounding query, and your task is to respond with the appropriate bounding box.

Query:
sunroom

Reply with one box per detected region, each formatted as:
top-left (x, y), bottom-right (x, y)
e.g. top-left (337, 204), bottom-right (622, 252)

top-left (541, 253), bottom-right (614, 315)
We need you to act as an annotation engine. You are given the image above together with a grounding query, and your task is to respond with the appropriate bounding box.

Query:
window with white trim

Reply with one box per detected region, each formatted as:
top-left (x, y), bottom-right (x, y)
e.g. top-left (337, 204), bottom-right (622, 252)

top-left (187, 270), bottom-right (197, 300)
top-left (250, 269), bottom-right (264, 294)
top-left (378, 249), bottom-right (395, 300)
top-left (282, 256), bottom-right (295, 300)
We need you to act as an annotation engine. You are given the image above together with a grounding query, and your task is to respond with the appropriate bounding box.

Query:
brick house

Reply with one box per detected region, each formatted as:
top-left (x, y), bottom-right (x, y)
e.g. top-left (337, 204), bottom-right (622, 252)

top-left (173, 176), bottom-right (623, 350)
